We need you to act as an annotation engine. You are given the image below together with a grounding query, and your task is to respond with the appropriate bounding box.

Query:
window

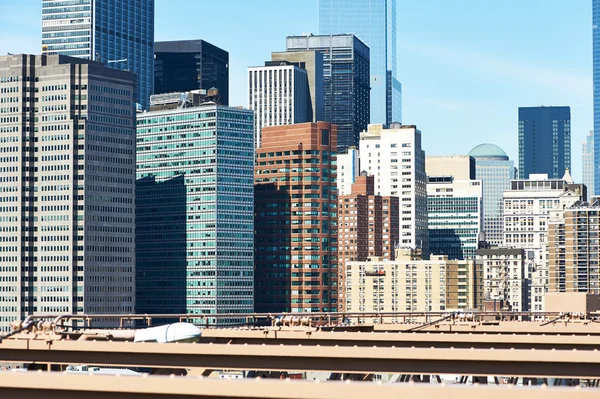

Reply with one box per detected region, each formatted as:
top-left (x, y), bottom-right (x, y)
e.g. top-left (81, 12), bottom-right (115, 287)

top-left (321, 129), bottom-right (330, 146)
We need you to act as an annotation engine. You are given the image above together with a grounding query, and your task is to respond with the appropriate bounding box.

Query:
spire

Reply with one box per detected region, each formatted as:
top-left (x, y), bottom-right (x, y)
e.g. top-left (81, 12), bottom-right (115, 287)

top-left (562, 168), bottom-right (574, 184)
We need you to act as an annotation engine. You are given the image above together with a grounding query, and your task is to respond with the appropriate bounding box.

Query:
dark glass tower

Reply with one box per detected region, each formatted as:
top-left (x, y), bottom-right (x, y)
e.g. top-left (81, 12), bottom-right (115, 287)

top-left (518, 106), bottom-right (571, 179)
top-left (286, 34), bottom-right (370, 153)
top-left (154, 40), bottom-right (229, 105)
top-left (42, 0), bottom-right (155, 110)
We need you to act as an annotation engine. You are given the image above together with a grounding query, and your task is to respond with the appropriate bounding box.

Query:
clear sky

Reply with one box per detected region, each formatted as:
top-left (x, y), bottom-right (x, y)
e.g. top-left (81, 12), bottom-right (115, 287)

top-left (0, 0), bottom-right (592, 180)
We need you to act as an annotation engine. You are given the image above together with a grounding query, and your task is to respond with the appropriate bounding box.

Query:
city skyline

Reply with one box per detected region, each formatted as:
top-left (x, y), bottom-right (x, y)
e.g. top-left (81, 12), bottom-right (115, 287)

top-left (0, 1), bottom-right (591, 182)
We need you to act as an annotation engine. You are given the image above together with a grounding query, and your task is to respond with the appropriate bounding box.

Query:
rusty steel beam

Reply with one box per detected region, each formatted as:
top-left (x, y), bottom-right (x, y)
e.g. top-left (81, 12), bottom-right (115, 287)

top-left (197, 328), bottom-right (600, 350)
top-left (0, 371), bottom-right (599, 399)
top-left (3, 339), bottom-right (600, 378)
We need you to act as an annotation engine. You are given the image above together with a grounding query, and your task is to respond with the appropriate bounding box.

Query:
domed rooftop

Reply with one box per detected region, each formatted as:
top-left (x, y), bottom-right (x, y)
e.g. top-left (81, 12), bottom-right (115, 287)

top-left (468, 143), bottom-right (508, 160)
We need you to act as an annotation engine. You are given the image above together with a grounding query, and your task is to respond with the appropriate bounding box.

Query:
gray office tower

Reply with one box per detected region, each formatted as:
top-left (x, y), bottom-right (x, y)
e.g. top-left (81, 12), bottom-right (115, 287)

top-left (319, 0), bottom-right (401, 126)
top-left (41, 0), bottom-right (154, 110)
top-left (286, 34), bottom-right (370, 153)
top-left (518, 106), bottom-right (571, 179)
top-left (0, 54), bottom-right (136, 332)
top-left (154, 40), bottom-right (229, 105)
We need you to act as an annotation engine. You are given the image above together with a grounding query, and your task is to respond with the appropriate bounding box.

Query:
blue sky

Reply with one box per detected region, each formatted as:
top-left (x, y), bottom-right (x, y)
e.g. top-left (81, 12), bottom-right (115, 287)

top-left (0, 0), bottom-right (592, 180)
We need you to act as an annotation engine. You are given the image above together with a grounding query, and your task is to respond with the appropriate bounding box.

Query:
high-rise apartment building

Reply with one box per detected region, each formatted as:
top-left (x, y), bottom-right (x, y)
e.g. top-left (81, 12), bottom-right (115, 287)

top-left (319, 0), bottom-right (401, 125)
top-left (518, 106), bottom-right (571, 179)
top-left (503, 172), bottom-right (584, 312)
top-left (359, 124), bottom-right (428, 254)
top-left (154, 40), bottom-right (229, 105)
top-left (549, 200), bottom-right (600, 293)
top-left (593, 0), bottom-right (600, 196)
top-left (254, 122), bottom-right (338, 313)
top-left (345, 248), bottom-right (483, 319)
top-left (136, 95), bottom-right (255, 320)
top-left (0, 54), bottom-right (136, 332)
top-left (41, 0), bottom-right (154, 109)
top-left (476, 248), bottom-right (527, 312)
top-left (337, 147), bottom-right (359, 196)
top-left (469, 144), bottom-right (514, 246)
top-left (338, 174), bottom-right (399, 310)
top-left (286, 34), bottom-right (370, 153)
top-left (248, 60), bottom-right (312, 148)
top-left (583, 131), bottom-right (594, 200)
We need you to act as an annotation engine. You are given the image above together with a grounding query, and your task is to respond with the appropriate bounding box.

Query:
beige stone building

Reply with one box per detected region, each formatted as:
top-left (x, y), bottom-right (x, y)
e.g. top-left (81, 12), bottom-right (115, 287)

top-left (345, 248), bottom-right (483, 321)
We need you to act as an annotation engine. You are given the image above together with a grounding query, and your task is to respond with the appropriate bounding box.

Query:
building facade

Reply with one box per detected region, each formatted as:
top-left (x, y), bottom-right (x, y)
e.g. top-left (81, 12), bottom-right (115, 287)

top-left (337, 147), bottom-right (359, 196)
top-left (427, 177), bottom-right (482, 260)
top-left (345, 248), bottom-right (483, 320)
top-left (503, 172), bottom-right (584, 312)
top-left (248, 61), bottom-right (311, 148)
top-left (476, 248), bottom-right (527, 312)
top-left (359, 124), bottom-right (428, 254)
top-left (0, 54), bottom-right (136, 332)
top-left (154, 40), bottom-right (229, 105)
top-left (469, 144), bottom-right (514, 246)
top-left (136, 99), bottom-right (255, 320)
top-left (41, 0), bottom-right (154, 109)
top-left (338, 174), bottom-right (399, 310)
top-left (286, 34), bottom-right (370, 153)
top-left (319, 0), bottom-right (401, 125)
top-left (593, 0), bottom-right (600, 196)
top-left (254, 122), bottom-right (338, 313)
top-left (518, 106), bottom-right (571, 179)
top-left (548, 200), bottom-right (600, 294)
top-left (583, 131), bottom-right (594, 200)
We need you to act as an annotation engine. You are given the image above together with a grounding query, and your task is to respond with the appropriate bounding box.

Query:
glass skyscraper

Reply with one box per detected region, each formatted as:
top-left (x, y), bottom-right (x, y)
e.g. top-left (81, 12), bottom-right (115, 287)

top-left (41, 0), bottom-right (154, 110)
top-left (469, 144), bottom-right (514, 246)
top-left (518, 106), bottom-right (571, 179)
top-left (136, 102), bottom-right (255, 321)
top-left (594, 0), bottom-right (600, 195)
top-left (583, 131), bottom-right (595, 201)
top-left (319, 0), bottom-right (401, 125)
top-left (286, 34), bottom-right (370, 153)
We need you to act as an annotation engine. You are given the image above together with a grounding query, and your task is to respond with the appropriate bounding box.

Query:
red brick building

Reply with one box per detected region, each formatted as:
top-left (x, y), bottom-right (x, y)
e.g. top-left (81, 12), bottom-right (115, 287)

top-left (254, 122), bottom-right (338, 312)
top-left (338, 174), bottom-right (399, 310)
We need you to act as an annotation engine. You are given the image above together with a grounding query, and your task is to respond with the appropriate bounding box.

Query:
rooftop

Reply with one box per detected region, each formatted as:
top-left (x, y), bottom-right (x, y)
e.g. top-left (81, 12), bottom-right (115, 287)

top-left (468, 143), bottom-right (508, 160)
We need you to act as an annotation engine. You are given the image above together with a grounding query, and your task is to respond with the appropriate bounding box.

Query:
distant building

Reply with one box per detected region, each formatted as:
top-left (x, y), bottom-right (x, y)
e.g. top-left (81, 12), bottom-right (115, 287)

top-left (503, 171), bottom-right (584, 312)
top-left (468, 144), bottom-right (514, 246)
top-left (593, 0), bottom-right (600, 195)
top-left (476, 248), bottom-right (527, 312)
top-left (518, 106), bottom-right (571, 179)
top-left (286, 34), bottom-right (370, 153)
top-left (136, 101), bottom-right (255, 320)
top-left (425, 155), bottom-right (475, 181)
top-left (345, 248), bottom-right (483, 319)
top-left (319, 0), bottom-right (401, 125)
top-left (549, 200), bottom-right (600, 294)
top-left (337, 148), bottom-right (360, 196)
top-left (248, 60), bottom-right (312, 148)
top-left (583, 131), bottom-right (594, 200)
top-left (0, 54), bottom-right (136, 332)
top-left (338, 174), bottom-right (399, 310)
top-left (42, 0), bottom-right (154, 109)
top-left (254, 122), bottom-right (338, 312)
top-left (359, 124), bottom-right (428, 254)
top-left (154, 40), bottom-right (229, 105)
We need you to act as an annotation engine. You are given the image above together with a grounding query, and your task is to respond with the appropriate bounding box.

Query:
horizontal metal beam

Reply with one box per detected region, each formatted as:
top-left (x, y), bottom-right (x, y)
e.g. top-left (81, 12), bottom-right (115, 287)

top-left (198, 328), bottom-right (600, 350)
top-left (3, 339), bottom-right (600, 378)
top-left (0, 371), bottom-right (599, 399)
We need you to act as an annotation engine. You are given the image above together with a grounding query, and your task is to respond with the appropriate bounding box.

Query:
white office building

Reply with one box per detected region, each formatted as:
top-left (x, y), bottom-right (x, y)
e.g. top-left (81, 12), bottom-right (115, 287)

top-left (337, 148), bottom-right (360, 196)
top-left (359, 123), bottom-right (428, 253)
top-left (0, 54), bottom-right (136, 332)
top-left (583, 131), bottom-right (594, 200)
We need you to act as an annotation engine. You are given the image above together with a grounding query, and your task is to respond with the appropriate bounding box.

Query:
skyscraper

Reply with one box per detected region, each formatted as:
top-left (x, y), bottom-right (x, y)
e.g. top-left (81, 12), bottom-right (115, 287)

top-left (254, 122), bottom-right (338, 313)
top-left (286, 34), bottom-right (370, 153)
top-left (154, 40), bottom-right (229, 105)
top-left (583, 131), bottom-right (595, 200)
top-left (518, 106), bottom-right (571, 179)
top-left (319, 0), bottom-right (401, 125)
top-left (41, 0), bottom-right (154, 109)
top-left (136, 94), bottom-right (255, 320)
top-left (594, 0), bottom-right (600, 196)
top-left (469, 144), bottom-right (514, 246)
top-left (359, 124), bottom-right (428, 254)
top-left (0, 54), bottom-right (136, 332)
